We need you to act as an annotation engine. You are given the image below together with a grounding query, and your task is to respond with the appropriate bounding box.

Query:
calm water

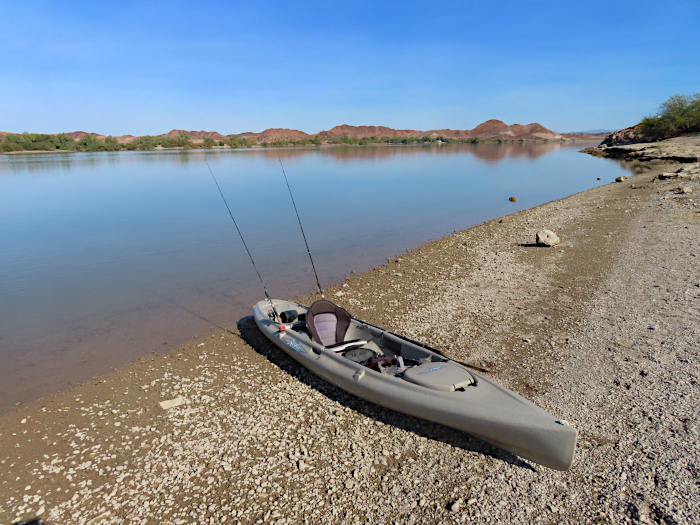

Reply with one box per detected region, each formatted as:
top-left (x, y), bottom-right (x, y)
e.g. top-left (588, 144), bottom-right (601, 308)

top-left (0, 143), bottom-right (627, 411)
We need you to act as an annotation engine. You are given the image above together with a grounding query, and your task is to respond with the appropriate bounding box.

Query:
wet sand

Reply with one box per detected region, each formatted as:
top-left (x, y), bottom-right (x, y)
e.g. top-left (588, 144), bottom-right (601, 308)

top-left (1, 140), bottom-right (699, 524)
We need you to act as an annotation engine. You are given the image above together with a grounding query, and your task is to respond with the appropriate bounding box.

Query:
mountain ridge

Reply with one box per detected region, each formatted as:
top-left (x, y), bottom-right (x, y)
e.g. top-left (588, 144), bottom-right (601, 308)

top-left (2, 120), bottom-right (578, 144)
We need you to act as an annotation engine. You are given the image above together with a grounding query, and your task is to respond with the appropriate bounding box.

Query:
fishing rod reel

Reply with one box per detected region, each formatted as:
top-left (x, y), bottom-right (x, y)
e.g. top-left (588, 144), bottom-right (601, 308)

top-left (268, 309), bottom-right (299, 323)
top-left (279, 310), bottom-right (298, 324)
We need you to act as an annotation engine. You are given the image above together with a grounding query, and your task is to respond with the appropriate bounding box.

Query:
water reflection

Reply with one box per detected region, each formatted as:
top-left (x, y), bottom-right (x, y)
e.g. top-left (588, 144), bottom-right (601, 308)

top-left (0, 141), bottom-right (593, 176)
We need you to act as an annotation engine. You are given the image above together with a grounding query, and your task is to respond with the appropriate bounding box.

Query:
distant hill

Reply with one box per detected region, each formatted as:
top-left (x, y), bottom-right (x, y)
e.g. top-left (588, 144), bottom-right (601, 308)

top-left (236, 128), bottom-right (312, 142)
top-left (63, 131), bottom-right (99, 140)
top-left (62, 129), bottom-right (229, 143)
top-left (62, 131), bottom-right (136, 143)
top-left (232, 120), bottom-right (562, 142)
top-left (1, 120), bottom-right (568, 151)
top-left (315, 120), bottom-right (561, 141)
top-left (426, 120), bottom-right (562, 140)
top-left (318, 125), bottom-right (421, 139)
top-left (163, 129), bottom-right (227, 141)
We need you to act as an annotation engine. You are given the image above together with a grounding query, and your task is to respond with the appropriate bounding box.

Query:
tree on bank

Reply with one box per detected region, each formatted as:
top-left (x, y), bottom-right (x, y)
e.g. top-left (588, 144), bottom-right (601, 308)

top-left (640, 93), bottom-right (700, 140)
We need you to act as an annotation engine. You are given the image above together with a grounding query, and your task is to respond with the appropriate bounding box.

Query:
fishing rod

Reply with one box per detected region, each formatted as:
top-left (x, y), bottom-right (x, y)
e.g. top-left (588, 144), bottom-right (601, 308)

top-left (205, 159), bottom-right (281, 323)
top-left (274, 149), bottom-right (325, 299)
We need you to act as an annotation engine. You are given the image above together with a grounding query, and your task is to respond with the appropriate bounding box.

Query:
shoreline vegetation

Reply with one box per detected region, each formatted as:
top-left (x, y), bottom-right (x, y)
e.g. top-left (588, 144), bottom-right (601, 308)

top-left (639, 92), bottom-right (700, 140)
top-left (0, 131), bottom-right (569, 155)
top-left (594, 93), bottom-right (700, 147)
top-left (0, 118), bottom-right (597, 155)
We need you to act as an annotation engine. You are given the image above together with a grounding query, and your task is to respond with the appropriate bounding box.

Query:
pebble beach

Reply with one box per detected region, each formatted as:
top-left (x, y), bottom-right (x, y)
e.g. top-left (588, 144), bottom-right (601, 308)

top-left (1, 139), bottom-right (699, 525)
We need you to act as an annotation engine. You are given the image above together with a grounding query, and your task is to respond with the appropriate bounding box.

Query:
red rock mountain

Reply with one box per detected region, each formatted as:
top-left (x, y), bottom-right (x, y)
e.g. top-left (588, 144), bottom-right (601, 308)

top-left (423, 120), bottom-right (562, 140)
top-left (319, 121), bottom-right (562, 141)
top-left (163, 130), bottom-right (227, 140)
top-left (3, 121), bottom-right (565, 145)
top-left (64, 131), bottom-right (98, 140)
top-left (499, 122), bottom-right (560, 140)
top-left (318, 125), bottom-right (421, 139)
top-left (233, 121), bottom-right (562, 142)
top-left (60, 131), bottom-right (135, 143)
top-left (236, 128), bottom-right (312, 142)
top-left (424, 119), bottom-right (510, 138)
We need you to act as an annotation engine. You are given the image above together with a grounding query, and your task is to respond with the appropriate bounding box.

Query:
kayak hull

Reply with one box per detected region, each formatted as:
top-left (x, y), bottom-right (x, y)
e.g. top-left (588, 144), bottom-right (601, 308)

top-left (253, 299), bottom-right (576, 470)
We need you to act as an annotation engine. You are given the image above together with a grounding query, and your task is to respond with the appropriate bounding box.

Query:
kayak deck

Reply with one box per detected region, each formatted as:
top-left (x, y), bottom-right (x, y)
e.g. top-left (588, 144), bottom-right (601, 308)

top-left (253, 298), bottom-right (577, 471)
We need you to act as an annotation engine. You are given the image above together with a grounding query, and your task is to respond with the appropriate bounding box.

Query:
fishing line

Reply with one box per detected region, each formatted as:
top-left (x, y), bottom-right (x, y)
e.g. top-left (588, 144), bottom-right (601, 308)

top-left (205, 159), bottom-right (280, 321)
top-left (274, 149), bottom-right (324, 298)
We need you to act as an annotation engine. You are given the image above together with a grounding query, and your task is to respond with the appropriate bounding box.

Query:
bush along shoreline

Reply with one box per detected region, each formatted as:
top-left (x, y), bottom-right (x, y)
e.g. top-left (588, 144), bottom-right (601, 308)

top-left (0, 131), bottom-right (562, 154)
top-left (0, 132), bottom-right (257, 153)
top-left (640, 93), bottom-right (700, 141)
top-left (596, 93), bottom-right (700, 147)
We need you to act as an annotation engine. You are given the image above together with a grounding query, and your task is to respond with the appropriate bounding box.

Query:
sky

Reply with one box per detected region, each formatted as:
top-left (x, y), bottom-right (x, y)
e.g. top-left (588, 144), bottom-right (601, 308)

top-left (1, 0), bottom-right (698, 136)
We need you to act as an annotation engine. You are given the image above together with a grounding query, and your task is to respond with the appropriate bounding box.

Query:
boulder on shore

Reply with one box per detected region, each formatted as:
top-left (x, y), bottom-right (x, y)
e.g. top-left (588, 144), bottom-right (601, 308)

top-left (600, 125), bottom-right (651, 147)
top-left (536, 229), bottom-right (560, 247)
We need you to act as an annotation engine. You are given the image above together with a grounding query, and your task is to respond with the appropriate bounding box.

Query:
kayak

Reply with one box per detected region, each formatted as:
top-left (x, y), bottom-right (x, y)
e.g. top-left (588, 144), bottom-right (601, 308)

top-left (253, 298), bottom-right (576, 470)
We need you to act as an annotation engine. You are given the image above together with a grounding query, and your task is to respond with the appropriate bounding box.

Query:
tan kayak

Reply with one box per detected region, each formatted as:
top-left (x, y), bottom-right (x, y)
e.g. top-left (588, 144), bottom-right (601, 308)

top-left (254, 298), bottom-right (576, 470)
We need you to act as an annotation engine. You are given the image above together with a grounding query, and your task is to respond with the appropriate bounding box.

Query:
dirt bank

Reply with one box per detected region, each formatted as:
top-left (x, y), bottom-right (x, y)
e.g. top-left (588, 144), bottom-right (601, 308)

top-left (1, 146), bottom-right (699, 524)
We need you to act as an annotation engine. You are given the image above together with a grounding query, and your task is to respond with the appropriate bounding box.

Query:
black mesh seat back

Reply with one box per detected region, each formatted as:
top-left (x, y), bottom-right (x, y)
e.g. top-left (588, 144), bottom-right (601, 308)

top-left (306, 300), bottom-right (352, 347)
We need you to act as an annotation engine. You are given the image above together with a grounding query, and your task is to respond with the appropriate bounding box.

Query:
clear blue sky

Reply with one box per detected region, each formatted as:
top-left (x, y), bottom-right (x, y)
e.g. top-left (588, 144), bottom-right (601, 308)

top-left (1, 0), bottom-right (698, 136)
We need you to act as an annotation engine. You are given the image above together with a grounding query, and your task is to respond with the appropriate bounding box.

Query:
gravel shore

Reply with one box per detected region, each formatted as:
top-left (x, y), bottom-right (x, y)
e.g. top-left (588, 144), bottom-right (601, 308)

top-left (1, 139), bottom-right (699, 525)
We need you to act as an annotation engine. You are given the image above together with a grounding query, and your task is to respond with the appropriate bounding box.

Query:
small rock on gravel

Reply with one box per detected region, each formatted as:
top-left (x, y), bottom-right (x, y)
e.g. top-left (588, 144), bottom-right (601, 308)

top-left (158, 396), bottom-right (185, 410)
top-left (536, 229), bottom-right (560, 247)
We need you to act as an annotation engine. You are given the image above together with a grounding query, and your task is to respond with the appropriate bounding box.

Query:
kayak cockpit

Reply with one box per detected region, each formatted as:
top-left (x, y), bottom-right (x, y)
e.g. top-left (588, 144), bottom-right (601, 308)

top-left (270, 300), bottom-right (475, 391)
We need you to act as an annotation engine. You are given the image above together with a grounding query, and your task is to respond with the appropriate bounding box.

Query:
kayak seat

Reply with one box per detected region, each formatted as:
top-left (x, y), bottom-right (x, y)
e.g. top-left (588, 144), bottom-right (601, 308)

top-left (403, 362), bottom-right (475, 392)
top-left (307, 300), bottom-right (355, 348)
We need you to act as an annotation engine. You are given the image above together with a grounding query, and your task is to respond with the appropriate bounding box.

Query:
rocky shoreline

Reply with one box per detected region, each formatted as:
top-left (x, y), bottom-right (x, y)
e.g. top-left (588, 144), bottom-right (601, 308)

top-left (581, 137), bottom-right (700, 165)
top-left (1, 140), bottom-right (699, 525)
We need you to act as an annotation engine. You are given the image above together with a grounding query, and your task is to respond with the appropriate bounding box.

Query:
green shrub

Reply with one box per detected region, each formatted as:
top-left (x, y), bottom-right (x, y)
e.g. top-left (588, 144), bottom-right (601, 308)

top-left (640, 93), bottom-right (700, 140)
top-left (54, 133), bottom-right (78, 150)
top-left (128, 135), bottom-right (158, 150)
top-left (159, 136), bottom-right (176, 148)
top-left (227, 137), bottom-right (253, 148)
top-left (1, 141), bottom-right (22, 152)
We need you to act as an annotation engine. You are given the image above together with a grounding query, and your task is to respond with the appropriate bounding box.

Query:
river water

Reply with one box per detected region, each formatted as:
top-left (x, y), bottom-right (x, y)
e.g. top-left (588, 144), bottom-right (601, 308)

top-left (0, 142), bottom-right (627, 411)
